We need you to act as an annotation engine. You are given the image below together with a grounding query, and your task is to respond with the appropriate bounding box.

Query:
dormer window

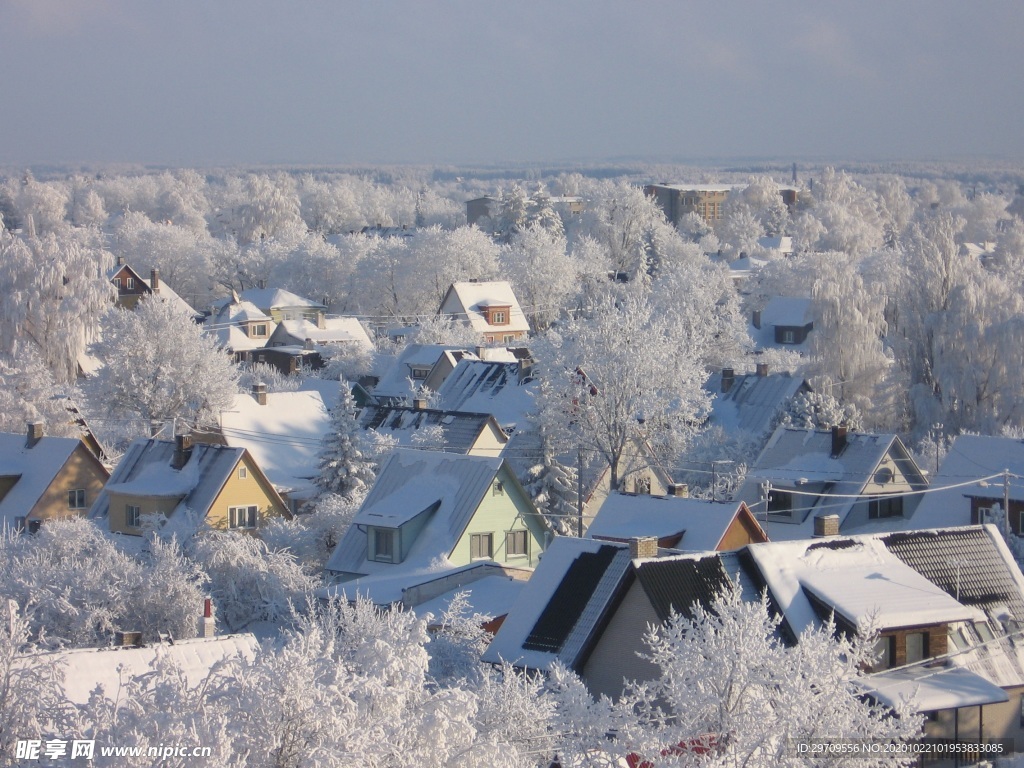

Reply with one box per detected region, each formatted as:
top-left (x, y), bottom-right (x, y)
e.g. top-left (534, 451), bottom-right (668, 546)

top-left (410, 367), bottom-right (430, 380)
top-left (372, 528), bottom-right (396, 562)
top-left (482, 305), bottom-right (511, 326)
top-left (125, 277), bottom-right (135, 290)
top-left (249, 323), bottom-right (268, 338)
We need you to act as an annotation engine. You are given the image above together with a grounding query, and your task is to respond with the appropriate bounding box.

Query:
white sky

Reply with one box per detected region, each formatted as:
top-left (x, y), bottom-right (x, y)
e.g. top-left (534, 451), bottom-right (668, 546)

top-left (1, 0), bottom-right (1021, 166)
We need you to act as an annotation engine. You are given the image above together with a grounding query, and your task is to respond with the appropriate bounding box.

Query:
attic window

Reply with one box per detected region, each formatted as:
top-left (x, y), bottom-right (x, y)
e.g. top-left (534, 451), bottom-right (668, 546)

top-left (491, 310), bottom-right (507, 324)
top-left (767, 489), bottom-right (795, 516)
top-left (238, 466), bottom-right (248, 480)
top-left (113, 277), bottom-right (121, 288)
top-left (411, 367), bottom-right (430, 380)
top-left (125, 277), bottom-right (134, 290)
top-left (868, 496), bottom-right (903, 519)
top-left (492, 480), bottom-right (504, 496)
top-left (68, 489), bottom-right (86, 509)
top-left (126, 505), bottom-right (141, 528)
top-left (250, 324), bottom-right (268, 338)
top-left (372, 528), bottom-right (395, 562)
top-left (782, 329), bottom-right (795, 344)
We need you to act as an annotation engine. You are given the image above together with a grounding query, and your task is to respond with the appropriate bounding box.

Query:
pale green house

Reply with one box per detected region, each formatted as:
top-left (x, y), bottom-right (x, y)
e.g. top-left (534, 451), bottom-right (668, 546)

top-left (325, 449), bottom-right (549, 584)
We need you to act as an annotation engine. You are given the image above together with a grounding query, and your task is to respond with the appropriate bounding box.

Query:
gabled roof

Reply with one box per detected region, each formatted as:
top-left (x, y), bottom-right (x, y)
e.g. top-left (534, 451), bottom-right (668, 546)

top-left (359, 405), bottom-right (506, 455)
top-left (704, 370), bottom-right (808, 437)
top-left (586, 493), bottom-right (765, 553)
top-left (88, 438), bottom-right (286, 523)
top-left (271, 317), bottom-right (373, 350)
top-left (217, 390), bottom-right (330, 494)
top-left (483, 537), bottom-right (633, 670)
top-left (208, 300), bottom-right (276, 352)
top-left (762, 296), bottom-right (813, 327)
top-left (0, 433), bottom-right (100, 526)
top-left (913, 435), bottom-right (1024, 528)
top-left (371, 344), bottom-right (477, 403)
top-left (484, 540), bottom-right (761, 671)
top-left (439, 281), bottom-right (530, 335)
top-left (736, 427), bottom-right (927, 539)
top-left (109, 262), bottom-right (202, 318)
top-left (238, 287), bottom-right (326, 313)
top-left (324, 449), bottom-right (509, 577)
top-left (17, 634), bottom-right (259, 706)
top-left (434, 360), bottom-right (537, 434)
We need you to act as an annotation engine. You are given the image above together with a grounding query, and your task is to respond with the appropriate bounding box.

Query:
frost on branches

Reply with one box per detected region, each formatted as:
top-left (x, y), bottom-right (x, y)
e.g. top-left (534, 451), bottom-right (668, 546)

top-left (612, 583), bottom-right (922, 768)
top-left (316, 381), bottom-right (377, 501)
top-left (88, 294), bottom-right (239, 432)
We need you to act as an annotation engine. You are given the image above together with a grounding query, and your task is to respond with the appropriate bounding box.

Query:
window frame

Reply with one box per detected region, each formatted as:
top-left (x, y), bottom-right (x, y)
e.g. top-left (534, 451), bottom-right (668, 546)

top-left (506, 530), bottom-right (528, 558)
top-left (228, 505), bottom-right (258, 530)
top-left (125, 504), bottom-right (141, 528)
top-left (410, 367), bottom-right (431, 380)
top-left (68, 489), bottom-right (87, 509)
top-left (372, 527), bottom-right (395, 562)
top-left (238, 466), bottom-right (248, 480)
top-left (470, 532), bottom-right (493, 560)
top-left (868, 495), bottom-right (903, 519)
top-left (782, 329), bottom-right (795, 344)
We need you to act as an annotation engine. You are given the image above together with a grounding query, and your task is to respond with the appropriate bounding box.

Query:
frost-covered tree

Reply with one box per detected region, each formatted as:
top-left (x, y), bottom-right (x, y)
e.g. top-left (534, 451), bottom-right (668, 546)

top-left (0, 343), bottom-right (81, 438)
top-left (260, 492), bottom-right (360, 572)
top-left (185, 532), bottom-right (312, 632)
top-left (88, 295), bottom-right (239, 431)
top-left (0, 229), bottom-right (115, 383)
top-left (611, 583), bottom-right (923, 768)
top-left (501, 225), bottom-right (580, 332)
top-left (534, 292), bottom-right (710, 490)
top-left (523, 406), bottom-right (580, 535)
top-left (316, 381), bottom-right (377, 500)
top-left (235, 174), bottom-right (306, 245)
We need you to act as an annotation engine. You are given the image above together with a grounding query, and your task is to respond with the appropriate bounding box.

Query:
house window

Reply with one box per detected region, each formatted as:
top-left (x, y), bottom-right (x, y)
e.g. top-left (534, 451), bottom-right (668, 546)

top-left (126, 277), bottom-right (134, 290)
top-left (471, 533), bottom-right (493, 560)
top-left (506, 530), bottom-right (528, 557)
top-left (126, 505), bottom-right (141, 528)
top-left (873, 635), bottom-right (894, 670)
top-left (229, 505), bottom-right (258, 529)
top-left (68, 489), bottom-right (86, 509)
top-left (767, 489), bottom-right (794, 516)
top-left (250, 323), bottom-right (267, 338)
top-left (238, 466), bottom-right (248, 480)
top-left (782, 329), bottom-right (795, 344)
top-left (491, 310), bottom-right (507, 325)
top-left (635, 476), bottom-right (652, 495)
top-left (492, 480), bottom-right (504, 496)
top-left (502, 334), bottom-right (516, 344)
top-left (410, 367), bottom-right (430, 380)
top-left (373, 528), bottom-right (395, 562)
top-left (868, 496), bottom-right (903, 519)
top-left (905, 632), bottom-right (927, 664)
top-left (113, 277), bottom-right (121, 288)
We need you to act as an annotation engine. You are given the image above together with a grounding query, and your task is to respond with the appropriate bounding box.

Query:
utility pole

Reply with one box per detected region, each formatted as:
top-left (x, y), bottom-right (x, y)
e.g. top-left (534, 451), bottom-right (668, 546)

top-left (1005, 469), bottom-right (1012, 539)
top-left (577, 444), bottom-right (584, 538)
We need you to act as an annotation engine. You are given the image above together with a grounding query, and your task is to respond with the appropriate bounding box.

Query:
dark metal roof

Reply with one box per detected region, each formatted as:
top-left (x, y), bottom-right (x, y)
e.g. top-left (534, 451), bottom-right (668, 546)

top-left (634, 552), bottom-right (760, 623)
top-left (882, 528), bottom-right (1024, 619)
top-left (524, 545), bottom-right (621, 653)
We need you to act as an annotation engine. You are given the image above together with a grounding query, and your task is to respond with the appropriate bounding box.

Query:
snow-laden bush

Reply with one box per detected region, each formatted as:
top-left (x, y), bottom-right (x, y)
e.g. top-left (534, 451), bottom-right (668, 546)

top-left (185, 532), bottom-right (313, 631)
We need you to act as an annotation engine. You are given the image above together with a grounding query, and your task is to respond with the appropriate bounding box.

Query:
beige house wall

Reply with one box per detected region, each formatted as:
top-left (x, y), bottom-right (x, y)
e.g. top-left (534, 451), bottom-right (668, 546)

top-left (206, 453), bottom-right (288, 531)
top-left (581, 579), bottom-right (661, 700)
top-left (29, 446), bottom-right (109, 522)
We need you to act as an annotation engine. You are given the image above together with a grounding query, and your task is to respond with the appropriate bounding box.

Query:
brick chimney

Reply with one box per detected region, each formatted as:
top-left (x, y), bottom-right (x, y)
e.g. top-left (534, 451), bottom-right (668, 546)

top-left (252, 383), bottom-right (268, 406)
top-left (25, 422), bottom-right (43, 449)
top-left (150, 268), bottom-right (160, 294)
top-left (813, 514), bottom-right (840, 537)
top-left (316, 311), bottom-right (326, 330)
top-left (667, 483), bottom-right (689, 498)
top-left (412, 398), bottom-right (428, 410)
top-left (114, 630), bottom-right (143, 647)
top-left (752, 310), bottom-right (762, 329)
top-left (304, 338), bottom-right (315, 351)
top-left (756, 362), bottom-right (769, 377)
top-left (629, 536), bottom-right (659, 560)
top-left (721, 368), bottom-right (735, 393)
top-left (198, 597), bottom-right (216, 638)
top-left (831, 425), bottom-right (848, 458)
top-left (171, 433), bottom-right (193, 470)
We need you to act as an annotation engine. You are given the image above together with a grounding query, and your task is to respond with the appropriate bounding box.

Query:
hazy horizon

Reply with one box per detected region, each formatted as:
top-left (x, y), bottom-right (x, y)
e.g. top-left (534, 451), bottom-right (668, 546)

top-left (2, 0), bottom-right (1022, 167)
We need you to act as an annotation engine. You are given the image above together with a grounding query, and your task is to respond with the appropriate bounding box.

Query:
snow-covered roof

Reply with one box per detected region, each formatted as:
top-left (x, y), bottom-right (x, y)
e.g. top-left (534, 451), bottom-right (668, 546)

top-left (586, 493), bottom-right (760, 553)
top-left (439, 281), bottom-right (530, 335)
top-left (215, 299), bottom-right (272, 324)
top-left (412, 574), bottom-right (526, 623)
top-left (735, 427), bottom-right (926, 540)
top-left (434, 360), bottom-right (537, 434)
top-left (141, 277), bottom-right (202, 319)
top-left (649, 183), bottom-right (737, 193)
top-left (271, 317), bottom-right (373, 350)
top-left (371, 344), bottom-right (476, 403)
top-left (218, 390), bottom-right (330, 494)
top-left (324, 449), bottom-right (507, 578)
top-left (208, 300), bottom-right (276, 352)
top-left (704, 370), bottom-right (807, 437)
top-left (913, 435), bottom-right (1024, 529)
top-left (482, 537), bottom-right (632, 670)
top-left (89, 439), bottom-right (272, 523)
top-left (359, 405), bottom-right (505, 455)
top-left (17, 634), bottom-right (259, 706)
top-left (0, 433), bottom-right (93, 526)
top-left (862, 664), bottom-right (1009, 712)
top-left (762, 296), bottom-right (813, 328)
top-left (239, 287), bottom-right (326, 312)
top-left (757, 236), bottom-right (794, 254)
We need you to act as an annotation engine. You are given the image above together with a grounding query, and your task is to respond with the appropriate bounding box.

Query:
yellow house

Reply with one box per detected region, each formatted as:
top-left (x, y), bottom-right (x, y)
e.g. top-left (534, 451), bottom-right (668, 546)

top-left (89, 435), bottom-right (290, 535)
top-left (0, 424), bottom-right (110, 532)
